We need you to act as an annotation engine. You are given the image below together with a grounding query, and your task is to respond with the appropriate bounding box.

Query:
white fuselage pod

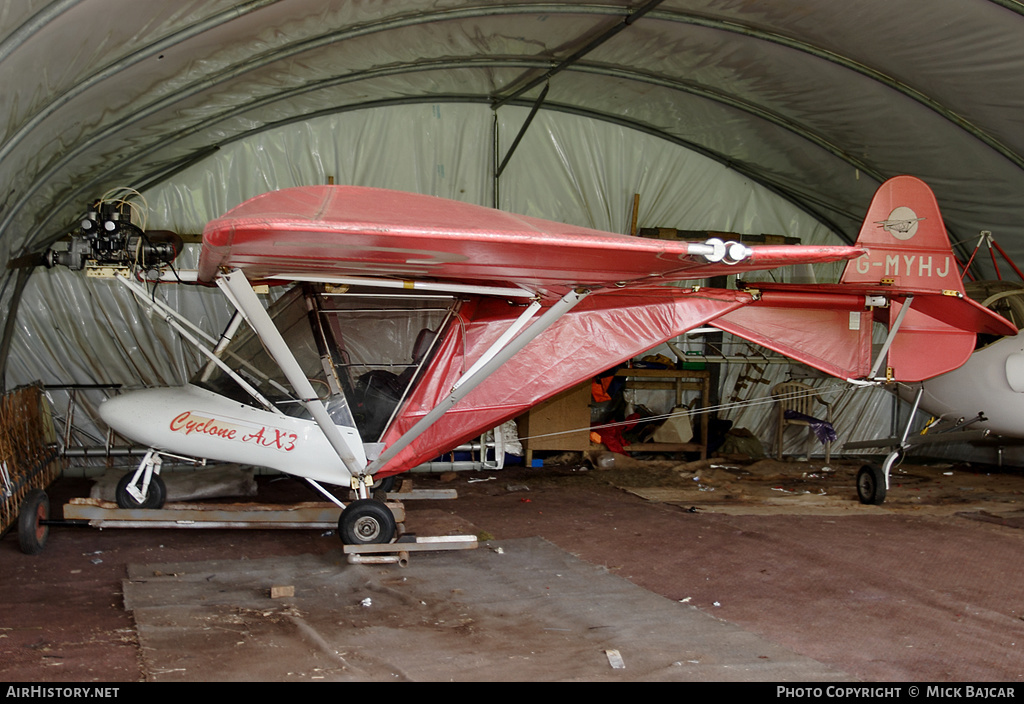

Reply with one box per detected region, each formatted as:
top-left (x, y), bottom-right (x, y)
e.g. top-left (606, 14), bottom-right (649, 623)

top-left (903, 331), bottom-right (1024, 438)
top-left (99, 384), bottom-right (360, 485)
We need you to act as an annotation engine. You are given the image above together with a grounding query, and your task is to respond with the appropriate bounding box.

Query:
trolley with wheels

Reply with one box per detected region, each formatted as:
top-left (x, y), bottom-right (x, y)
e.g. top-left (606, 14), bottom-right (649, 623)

top-left (1, 385), bottom-right (61, 555)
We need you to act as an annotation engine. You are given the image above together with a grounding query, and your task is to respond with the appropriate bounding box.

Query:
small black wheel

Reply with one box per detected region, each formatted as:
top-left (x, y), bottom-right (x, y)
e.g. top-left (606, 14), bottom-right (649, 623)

top-left (18, 489), bottom-right (50, 555)
top-left (373, 474), bottom-right (397, 494)
top-left (115, 472), bottom-right (167, 509)
top-left (339, 499), bottom-right (396, 545)
top-left (856, 464), bottom-right (887, 505)
top-left (371, 473), bottom-right (404, 501)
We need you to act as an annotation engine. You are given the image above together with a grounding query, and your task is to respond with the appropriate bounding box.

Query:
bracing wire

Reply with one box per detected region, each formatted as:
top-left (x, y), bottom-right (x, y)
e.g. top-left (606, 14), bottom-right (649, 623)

top-left (516, 379), bottom-right (857, 442)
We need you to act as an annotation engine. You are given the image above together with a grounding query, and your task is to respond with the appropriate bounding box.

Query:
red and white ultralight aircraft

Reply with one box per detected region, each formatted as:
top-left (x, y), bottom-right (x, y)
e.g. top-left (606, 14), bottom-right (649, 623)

top-left (94, 175), bottom-right (1013, 543)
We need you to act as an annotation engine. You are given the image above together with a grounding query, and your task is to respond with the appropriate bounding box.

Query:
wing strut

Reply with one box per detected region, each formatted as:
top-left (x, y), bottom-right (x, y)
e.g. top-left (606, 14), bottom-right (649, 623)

top-left (218, 269), bottom-right (367, 478)
top-left (367, 288), bottom-right (590, 475)
top-left (115, 274), bottom-right (282, 415)
top-left (869, 294), bottom-right (914, 380)
top-left (453, 299), bottom-right (543, 391)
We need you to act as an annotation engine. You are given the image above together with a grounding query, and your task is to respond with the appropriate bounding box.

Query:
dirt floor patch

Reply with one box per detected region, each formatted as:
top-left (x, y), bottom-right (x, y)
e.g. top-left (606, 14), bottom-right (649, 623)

top-left (3, 456), bottom-right (1024, 682)
top-left (569, 455), bottom-right (1024, 517)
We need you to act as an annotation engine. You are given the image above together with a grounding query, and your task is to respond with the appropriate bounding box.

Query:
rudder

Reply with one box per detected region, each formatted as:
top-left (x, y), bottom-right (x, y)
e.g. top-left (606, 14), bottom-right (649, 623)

top-left (841, 175), bottom-right (962, 294)
top-left (840, 175), bottom-right (1013, 381)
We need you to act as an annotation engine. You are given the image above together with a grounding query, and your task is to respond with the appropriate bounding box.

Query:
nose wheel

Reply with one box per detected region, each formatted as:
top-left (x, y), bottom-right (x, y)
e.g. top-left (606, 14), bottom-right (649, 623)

top-left (115, 450), bottom-right (167, 509)
top-left (339, 499), bottom-right (396, 545)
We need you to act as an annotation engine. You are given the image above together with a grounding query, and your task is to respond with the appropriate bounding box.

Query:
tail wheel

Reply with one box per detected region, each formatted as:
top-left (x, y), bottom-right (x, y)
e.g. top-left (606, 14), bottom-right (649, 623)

top-left (339, 499), bottom-right (396, 545)
top-left (856, 464), bottom-right (887, 505)
top-left (115, 472), bottom-right (167, 509)
top-left (18, 489), bottom-right (50, 555)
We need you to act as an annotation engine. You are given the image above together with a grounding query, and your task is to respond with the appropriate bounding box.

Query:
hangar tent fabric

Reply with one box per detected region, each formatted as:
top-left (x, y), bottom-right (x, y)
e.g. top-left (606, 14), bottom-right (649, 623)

top-left (1, 1), bottom-right (1023, 462)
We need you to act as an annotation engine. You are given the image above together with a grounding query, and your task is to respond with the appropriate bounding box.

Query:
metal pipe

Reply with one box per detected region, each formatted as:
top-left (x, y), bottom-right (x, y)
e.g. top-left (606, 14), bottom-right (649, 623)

top-left (162, 300), bottom-right (280, 414)
top-left (870, 294), bottom-right (915, 379)
top-left (410, 461), bottom-right (491, 473)
top-left (116, 274), bottom-right (218, 345)
top-left (305, 478), bottom-right (346, 509)
top-left (495, 83), bottom-right (549, 178)
top-left (491, 0), bottom-right (666, 109)
top-left (200, 311), bottom-right (244, 382)
top-left (118, 273), bottom-right (291, 400)
top-left (61, 447), bottom-right (151, 457)
top-left (270, 273), bottom-right (535, 299)
top-left (347, 552), bottom-right (408, 567)
top-left (900, 386), bottom-right (925, 446)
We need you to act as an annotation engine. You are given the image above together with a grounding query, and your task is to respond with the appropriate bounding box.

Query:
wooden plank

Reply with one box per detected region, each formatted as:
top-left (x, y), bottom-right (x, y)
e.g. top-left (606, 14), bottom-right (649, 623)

top-left (615, 368), bottom-right (711, 378)
top-left (63, 499), bottom-right (405, 527)
top-left (342, 535), bottom-right (478, 555)
top-left (625, 442), bottom-right (704, 452)
top-left (624, 381), bottom-right (705, 391)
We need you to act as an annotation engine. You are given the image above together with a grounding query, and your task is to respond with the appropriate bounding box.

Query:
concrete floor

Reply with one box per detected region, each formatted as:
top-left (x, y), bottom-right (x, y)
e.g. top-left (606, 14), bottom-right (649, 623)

top-left (2, 456), bottom-right (1024, 682)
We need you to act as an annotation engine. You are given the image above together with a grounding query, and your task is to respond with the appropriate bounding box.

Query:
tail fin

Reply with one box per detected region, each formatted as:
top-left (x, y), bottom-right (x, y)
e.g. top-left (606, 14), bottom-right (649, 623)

top-left (840, 175), bottom-right (962, 293)
top-left (842, 176), bottom-right (1014, 381)
top-left (714, 176), bottom-right (1015, 382)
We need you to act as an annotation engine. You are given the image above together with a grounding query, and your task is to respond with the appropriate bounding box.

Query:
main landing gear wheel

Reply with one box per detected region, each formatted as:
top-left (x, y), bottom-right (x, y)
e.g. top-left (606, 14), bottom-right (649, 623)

top-left (115, 472), bottom-right (167, 509)
top-left (339, 499), bottom-right (396, 545)
top-left (856, 464), bottom-right (887, 505)
top-left (18, 489), bottom-right (50, 555)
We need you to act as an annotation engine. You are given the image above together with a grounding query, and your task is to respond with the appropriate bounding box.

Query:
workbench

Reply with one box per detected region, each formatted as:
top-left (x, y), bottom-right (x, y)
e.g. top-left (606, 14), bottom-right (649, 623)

top-left (614, 367), bottom-right (710, 459)
top-left (516, 369), bottom-right (712, 463)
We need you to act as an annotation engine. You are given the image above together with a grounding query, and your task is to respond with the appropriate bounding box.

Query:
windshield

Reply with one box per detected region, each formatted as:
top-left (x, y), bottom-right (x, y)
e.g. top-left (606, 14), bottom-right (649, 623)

top-left (192, 285), bottom-right (340, 419)
top-left (192, 285), bottom-right (454, 440)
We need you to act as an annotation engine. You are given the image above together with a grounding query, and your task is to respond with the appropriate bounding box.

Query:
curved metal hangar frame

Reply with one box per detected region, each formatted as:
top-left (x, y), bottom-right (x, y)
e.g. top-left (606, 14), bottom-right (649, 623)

top-left (2, 1), bottom-right (1024, 470)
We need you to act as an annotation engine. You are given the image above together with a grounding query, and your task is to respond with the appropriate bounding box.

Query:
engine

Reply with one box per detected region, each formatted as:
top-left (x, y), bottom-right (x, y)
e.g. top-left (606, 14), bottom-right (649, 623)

top-left (45, 199), bottom-right (182, 275)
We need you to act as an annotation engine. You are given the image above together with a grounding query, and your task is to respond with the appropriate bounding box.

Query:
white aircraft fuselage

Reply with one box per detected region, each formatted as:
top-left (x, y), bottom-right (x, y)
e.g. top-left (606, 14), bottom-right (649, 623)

top-left (99, 384), bottom-right (358, 485)
top-left (903, 331), bottom-right (1024, 438)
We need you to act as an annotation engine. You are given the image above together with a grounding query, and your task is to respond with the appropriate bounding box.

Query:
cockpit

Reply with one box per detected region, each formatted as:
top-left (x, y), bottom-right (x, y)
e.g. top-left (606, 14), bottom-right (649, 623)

top-left (192, 284), bottom-right (455, 441)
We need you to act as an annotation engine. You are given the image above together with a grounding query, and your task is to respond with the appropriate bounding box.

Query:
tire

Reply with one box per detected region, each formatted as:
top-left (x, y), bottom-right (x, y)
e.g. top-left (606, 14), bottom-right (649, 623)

top-left (18, 489), bottom-right (50, 555)
top-left (339, 499), bottom-right (396, 545)
top-left (373, 474), bottom-right (397, 494)
top-left (371, 473), bottom-right (403, 501)
top-left (115, 472), bottom-right (167, 509)
top-left (856, 464), bottom-right (887, 505)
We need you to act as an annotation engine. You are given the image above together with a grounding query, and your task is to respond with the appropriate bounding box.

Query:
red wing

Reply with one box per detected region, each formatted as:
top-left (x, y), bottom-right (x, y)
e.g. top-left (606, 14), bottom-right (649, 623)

top-left (198, 186), bottom-right (864, 292)
top-left (376, 288), bottom-right (754, 474)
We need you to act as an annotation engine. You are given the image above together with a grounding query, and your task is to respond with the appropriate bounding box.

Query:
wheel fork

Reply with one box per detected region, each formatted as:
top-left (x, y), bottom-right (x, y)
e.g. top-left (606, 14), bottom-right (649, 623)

top-left (127, 450), bottom-right (162, 503)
